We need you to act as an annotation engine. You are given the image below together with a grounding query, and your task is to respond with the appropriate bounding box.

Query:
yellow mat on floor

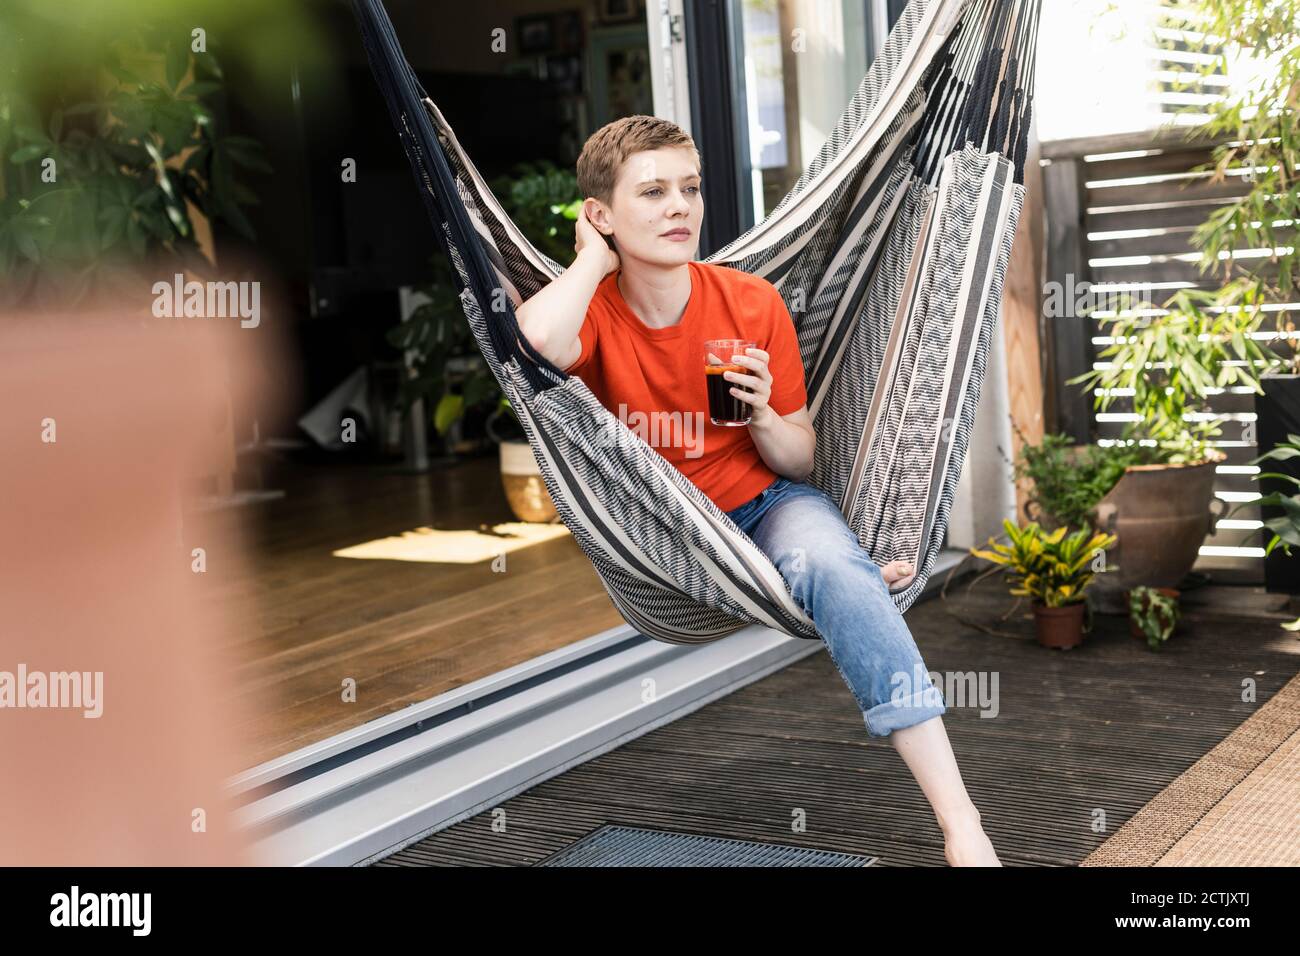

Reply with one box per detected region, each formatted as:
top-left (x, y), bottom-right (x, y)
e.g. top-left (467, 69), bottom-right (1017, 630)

top-left (1082, 668), bottom-right (1300, 866)
top-left (333, 522), bottom-right (570, 564)
top-left (1156, 726), bottom-right (1300, 866)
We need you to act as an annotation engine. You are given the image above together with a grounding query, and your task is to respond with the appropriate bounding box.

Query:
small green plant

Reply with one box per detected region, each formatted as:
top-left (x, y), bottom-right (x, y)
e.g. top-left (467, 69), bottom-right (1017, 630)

top-left (1068, 282), bottom-right (1282, 466)
top-left (1013, 427), bottom-right (1160, 531)
top-left (970, 519), bottom-right (1118, 608)
top-left (1228, 433), bottom-right (1300, 631)
top-left (387, 253), bottom-right (501, 442)
top-left (1128, 586), bottom-right (1180, 649)
top-left (488, 159), bottom-right (584, 266)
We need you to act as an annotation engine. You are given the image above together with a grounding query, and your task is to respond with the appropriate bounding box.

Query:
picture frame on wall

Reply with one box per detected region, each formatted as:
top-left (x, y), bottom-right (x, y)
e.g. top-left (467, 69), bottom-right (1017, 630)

top-left (587, 24), bottom-right (653, 128)
top-left (556, 10), bottom-right (584, 53)
top-left (516, 14), bottom-right (556, 55)
top-left (543, 53), bottom-right (583, 95)
top-left (597, 0), bottom-right (640, 25)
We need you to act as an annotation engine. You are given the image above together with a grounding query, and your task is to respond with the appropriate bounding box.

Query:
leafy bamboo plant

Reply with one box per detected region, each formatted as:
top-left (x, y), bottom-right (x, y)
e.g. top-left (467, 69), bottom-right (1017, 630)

top-left (1178, 0), bottom-right (1300, 304)
top-left (1007, 1), bottom-right (1296, 616)
top-left (1065, 0), bottom-right (1298, 462)
top-left (971, 519), bottom-right (1118, 609)
top-left (1176, 0), bottom-right (1300, 628)
top-left (1067, 281), bottom-right (1282, 465)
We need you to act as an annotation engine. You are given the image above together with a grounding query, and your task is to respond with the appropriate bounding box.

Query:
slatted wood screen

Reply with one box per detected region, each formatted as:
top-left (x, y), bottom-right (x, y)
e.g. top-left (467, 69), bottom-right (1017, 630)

top-left (1151, 1), bottom-right (1230, 125)
top-left (1041, 127), bottom-right (1296, 584)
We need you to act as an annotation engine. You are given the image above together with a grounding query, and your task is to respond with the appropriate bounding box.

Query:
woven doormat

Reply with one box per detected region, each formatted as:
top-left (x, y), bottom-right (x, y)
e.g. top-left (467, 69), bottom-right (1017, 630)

top-left (1082, 669), bottom-right (1300, 866)
top-left (536, 825), bottom-right (877, 867)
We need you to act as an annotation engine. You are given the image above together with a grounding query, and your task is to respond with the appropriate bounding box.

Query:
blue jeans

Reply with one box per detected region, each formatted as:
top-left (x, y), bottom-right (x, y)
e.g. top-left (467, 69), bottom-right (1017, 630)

top-left (725, 476), bottom-right (947, 737)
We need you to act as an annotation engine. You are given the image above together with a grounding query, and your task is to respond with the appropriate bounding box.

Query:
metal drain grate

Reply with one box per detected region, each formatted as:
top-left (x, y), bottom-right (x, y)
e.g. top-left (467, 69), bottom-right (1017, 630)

top-left (535, 825), bottom-right (877, 867)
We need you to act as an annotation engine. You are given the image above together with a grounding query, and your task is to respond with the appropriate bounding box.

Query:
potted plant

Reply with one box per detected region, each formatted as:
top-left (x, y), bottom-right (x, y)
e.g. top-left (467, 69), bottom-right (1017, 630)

top-left (386, 161), bottom-right (580, 519)
top-left (1253, 361), bottom-right (1300, 593)
top-left (971, 519), bottom-right (1118, 649)
top-left (1065, 282), bottom-right (1282, 609)
top-left (388, 282), bottom-right (558, 522)
top-left (486, 159), bottom-right (586, 264)
top-left (1128, 585), bottom-right (1180, 649)
top-left (485, 398), bottom-right (558, 523)
top-left (1036, 0), bottom-right (1295, 595)
top-left (1228, 434), bottom-right (1300, 631)
top-left (0, 9), bottom-right (270, 311)
top-left (1184, 1), bottom-right (1300, 588)
top-left (1012, 427), bottom-right (1158, 532)
top-left (387, 254), bottom-right (497, 459)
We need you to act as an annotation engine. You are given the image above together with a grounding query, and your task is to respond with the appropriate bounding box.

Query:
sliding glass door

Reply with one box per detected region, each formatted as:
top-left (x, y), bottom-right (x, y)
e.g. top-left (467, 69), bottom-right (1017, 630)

top-left (731, 0), bottom-right (861, 225)
top-left (674, 0), bottom-right (900, 253)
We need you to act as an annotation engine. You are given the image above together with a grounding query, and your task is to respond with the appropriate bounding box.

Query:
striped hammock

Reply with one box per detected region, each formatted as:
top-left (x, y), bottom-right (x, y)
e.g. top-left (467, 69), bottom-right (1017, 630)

top-left (352, 0), bottom-right (1041, 645)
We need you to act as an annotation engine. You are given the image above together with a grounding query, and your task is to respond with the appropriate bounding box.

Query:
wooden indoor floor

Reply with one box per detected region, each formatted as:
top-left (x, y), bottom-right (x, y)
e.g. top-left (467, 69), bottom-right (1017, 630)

top-left (195, 452), bottom-right (625, 770)
top-left (375, 571), bottom-right (1300, 867)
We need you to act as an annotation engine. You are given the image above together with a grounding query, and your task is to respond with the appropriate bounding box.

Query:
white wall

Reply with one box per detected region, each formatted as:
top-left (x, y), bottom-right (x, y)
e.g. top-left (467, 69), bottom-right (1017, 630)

top-left (1034, 0), bottom-right (1160, 140)
top-left (947, 303), bottom-right (1017, 551)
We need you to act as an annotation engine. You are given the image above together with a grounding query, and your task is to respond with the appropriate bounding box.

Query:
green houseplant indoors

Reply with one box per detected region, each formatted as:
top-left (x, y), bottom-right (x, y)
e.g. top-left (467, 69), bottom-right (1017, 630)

top-left (386, 160), bottom-right (581, 520)
top-left (0, 3), bottom-right (273, 310)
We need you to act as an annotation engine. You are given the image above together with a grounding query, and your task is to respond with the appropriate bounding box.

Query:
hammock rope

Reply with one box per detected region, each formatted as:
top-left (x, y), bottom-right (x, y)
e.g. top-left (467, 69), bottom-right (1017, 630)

top-left (351, 0), bottom-right (1042, 646)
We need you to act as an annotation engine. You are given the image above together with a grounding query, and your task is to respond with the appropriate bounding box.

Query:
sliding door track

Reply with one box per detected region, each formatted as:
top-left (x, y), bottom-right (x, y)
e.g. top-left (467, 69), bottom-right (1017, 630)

top-left (228, 549), bottom-right (969, 865)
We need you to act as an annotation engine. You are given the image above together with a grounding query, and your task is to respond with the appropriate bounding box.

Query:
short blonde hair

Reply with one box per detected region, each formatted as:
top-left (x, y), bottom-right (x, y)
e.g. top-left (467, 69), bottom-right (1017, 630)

top-left (576, 115), bottom-right (701, 208)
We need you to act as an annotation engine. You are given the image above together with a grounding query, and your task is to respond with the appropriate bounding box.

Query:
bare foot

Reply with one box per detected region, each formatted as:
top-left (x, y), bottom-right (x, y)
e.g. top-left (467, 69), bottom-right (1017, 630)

top-left (942, 815), bottom-right (1002, 866)
top-left (880, 559), bottom-right (916, 589)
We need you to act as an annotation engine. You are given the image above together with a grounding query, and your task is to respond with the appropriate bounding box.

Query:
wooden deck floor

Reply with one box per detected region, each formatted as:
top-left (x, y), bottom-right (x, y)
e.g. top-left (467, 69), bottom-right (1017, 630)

top-left (196, 452), bottom-right (624, 770)
top-left (376, 570), bottom-right (1300, 867)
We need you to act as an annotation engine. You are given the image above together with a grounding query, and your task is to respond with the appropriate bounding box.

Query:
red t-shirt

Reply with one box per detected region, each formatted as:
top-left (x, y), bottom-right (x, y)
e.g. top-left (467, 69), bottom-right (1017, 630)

top-left (563, 260), bottom-right (809, 513)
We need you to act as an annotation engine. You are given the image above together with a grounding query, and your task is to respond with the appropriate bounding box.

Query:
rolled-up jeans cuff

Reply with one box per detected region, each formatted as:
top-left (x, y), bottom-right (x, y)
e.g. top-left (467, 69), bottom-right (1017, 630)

top-left (863, 687), bottom-right (947, 737)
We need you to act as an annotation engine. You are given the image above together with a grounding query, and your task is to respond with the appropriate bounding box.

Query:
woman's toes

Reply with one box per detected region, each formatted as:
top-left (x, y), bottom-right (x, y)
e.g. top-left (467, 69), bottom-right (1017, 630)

top-left (880, 560), bottom-right (915, 587)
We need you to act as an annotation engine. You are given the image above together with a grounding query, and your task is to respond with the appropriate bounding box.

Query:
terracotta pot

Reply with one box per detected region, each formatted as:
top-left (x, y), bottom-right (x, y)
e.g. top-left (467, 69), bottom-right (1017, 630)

top-left (1090, 451), bottom-right (1227, 613)
top-left (1033, 601), bottom-right (1086, 649)
top-left (499, 439), bottom-right (557, 522)
top-left (1128, 587), bottom-right (1180, 642)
